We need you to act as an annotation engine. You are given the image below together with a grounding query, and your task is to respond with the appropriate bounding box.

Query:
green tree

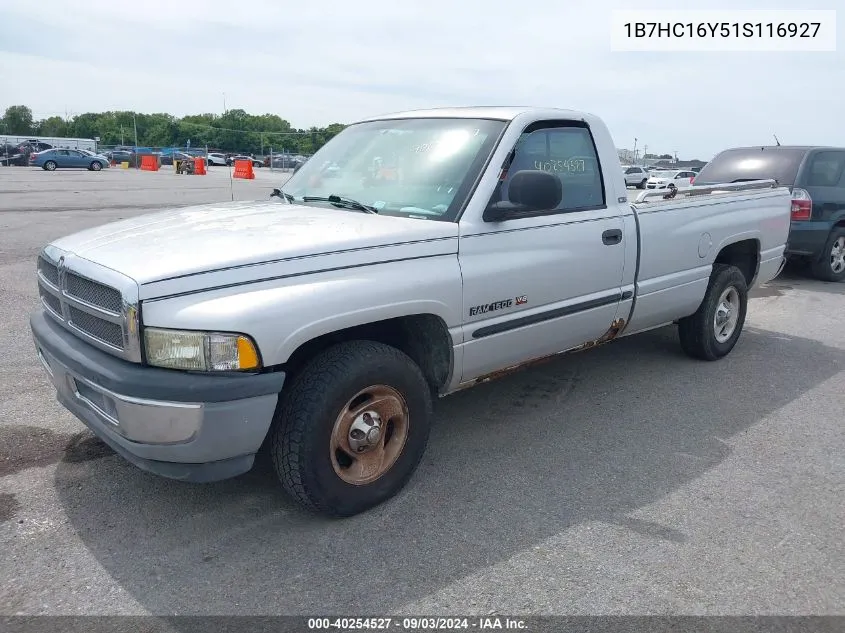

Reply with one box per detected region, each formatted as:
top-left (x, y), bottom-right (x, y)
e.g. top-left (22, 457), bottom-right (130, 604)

top-left (37, 116), bottom-right (69, 137)
top-left (2, 105), bottom-right (35, 135)
top-left (13, 104), bottom-right (348, 154)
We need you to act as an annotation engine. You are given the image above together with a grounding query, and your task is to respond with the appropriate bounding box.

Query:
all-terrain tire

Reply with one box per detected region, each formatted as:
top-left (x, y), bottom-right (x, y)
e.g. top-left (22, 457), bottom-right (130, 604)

top-left (678, 264), bottom-right (748, 361)
top-left (271, 340), bottom-right (433, 517)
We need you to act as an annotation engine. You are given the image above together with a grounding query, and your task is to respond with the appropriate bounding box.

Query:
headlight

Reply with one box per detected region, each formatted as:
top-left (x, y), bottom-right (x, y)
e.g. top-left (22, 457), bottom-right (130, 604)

top-left (143, 328), bottom-right (261, 371)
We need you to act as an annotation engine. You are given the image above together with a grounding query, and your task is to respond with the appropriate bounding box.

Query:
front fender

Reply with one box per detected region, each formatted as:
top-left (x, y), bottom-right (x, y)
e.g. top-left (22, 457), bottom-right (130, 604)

top-left (139, 255), bottom-right (464, 366)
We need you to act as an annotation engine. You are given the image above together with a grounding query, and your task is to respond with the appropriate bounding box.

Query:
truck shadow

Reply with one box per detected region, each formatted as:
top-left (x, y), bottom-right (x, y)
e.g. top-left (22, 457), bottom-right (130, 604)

top-left (53, 325), bottom-right (843, 615)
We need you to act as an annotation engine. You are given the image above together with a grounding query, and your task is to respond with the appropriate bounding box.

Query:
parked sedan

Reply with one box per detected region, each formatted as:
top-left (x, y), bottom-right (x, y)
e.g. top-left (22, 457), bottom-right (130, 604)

top-left (31, 149), bottom-right (110, 171)
top-left (646, 169), bottom-right (695, 190)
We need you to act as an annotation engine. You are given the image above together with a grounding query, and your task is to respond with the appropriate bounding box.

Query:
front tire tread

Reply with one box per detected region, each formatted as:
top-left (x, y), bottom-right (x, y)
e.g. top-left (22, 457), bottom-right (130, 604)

top-left (272, 340), bottom-right (431, 517)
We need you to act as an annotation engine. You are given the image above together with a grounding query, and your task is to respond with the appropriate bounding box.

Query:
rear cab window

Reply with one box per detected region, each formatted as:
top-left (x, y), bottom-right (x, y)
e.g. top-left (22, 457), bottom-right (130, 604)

top-left (695, 147), bottom-right (807, 187)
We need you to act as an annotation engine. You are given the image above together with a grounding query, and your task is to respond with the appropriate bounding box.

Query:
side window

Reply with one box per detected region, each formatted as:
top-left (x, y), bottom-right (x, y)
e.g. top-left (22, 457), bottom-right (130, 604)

top-left (805, 151), bottom-right (845, 187)
top-left (625, 167), bottom-right (639, 175)
top-left (495, 123), bottom-right (606, 213)
top-left (57, 150), bottom-right (69, 156)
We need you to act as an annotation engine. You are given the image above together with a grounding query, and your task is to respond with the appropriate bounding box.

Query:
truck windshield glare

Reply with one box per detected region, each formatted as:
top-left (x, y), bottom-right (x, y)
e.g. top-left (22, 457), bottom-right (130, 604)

top-left (281, 118), bottom-right (507, 221)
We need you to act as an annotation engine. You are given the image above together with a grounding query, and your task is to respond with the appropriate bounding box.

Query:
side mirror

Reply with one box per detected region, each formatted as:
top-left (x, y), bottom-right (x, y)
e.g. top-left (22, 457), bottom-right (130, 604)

top-left (270, 188), bottom-right (282, 198)
top-left (483, 169), bottom-right (563, 222)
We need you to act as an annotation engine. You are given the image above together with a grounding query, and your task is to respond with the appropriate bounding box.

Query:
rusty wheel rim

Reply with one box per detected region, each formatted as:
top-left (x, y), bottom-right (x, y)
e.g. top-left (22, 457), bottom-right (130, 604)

top-left (329, 384), bottom-right (410, 486)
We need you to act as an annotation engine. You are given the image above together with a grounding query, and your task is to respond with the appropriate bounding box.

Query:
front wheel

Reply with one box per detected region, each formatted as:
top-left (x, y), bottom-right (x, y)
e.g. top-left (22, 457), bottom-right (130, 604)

top-left (810, 229), bottom-right (845, 282)
top-left (43, 161), bottom-right (57, 171)
top-left (678, 264), bottom-right (748, 361)
top-left (89, 161), bottom-right (102, 171)
top-left (638, 178), bottom-right (647, 189)
top-left (271, 340), bottom-right (433, 517)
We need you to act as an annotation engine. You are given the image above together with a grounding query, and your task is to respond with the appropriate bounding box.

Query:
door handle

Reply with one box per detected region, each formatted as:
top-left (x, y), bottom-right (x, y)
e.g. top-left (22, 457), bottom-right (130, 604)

top-left (602, 229), bottom-right (623, 245)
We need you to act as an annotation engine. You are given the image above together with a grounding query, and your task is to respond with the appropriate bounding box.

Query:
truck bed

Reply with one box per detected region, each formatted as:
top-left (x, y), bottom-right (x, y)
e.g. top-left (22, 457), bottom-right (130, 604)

top-left (622, 180), bottom-right (792, 336)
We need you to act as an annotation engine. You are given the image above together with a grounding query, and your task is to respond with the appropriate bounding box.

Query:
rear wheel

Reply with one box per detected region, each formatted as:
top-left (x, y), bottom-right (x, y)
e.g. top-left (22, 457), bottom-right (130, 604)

top-left (810, 229), bottom-right (845, 282)
top-left (638, 178), bottom-right (647, 189)
top-left (43, 160), bottom-right (57, 171)
top-left (271, 340), bottom-right (433, 517)
top-left (678, 264), bottom-right (748, 361)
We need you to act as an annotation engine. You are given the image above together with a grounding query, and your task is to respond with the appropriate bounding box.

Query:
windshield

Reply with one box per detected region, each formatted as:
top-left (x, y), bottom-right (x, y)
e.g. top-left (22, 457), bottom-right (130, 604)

top-left (651, 170), bottom-right (677, 178)
top-left (280, 117), bottom-right (506, 221)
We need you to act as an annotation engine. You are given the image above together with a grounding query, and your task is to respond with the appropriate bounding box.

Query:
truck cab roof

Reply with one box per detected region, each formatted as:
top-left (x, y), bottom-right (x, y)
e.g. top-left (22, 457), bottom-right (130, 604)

top-left (356, 106), bottom-right (590, 123)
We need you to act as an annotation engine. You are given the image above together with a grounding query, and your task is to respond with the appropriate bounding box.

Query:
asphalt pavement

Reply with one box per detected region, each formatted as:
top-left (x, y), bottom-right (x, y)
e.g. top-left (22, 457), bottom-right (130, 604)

top-left (0, 167), bottom-right (843, 616)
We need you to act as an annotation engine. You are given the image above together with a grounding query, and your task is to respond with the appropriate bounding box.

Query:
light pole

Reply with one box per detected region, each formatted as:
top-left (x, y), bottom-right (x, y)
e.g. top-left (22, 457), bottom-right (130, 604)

top-left (132, 113), bottom-right (139, 167)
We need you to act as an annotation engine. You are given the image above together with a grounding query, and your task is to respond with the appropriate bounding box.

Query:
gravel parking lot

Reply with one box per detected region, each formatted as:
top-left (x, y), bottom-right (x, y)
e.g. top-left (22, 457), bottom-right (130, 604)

top-left (0, 167), bottom-right (843, 616)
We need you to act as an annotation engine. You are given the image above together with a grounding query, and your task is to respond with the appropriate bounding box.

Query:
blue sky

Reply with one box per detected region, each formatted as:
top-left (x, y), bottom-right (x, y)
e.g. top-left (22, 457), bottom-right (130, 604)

top-left (0, 0), bottom-right (842, 159)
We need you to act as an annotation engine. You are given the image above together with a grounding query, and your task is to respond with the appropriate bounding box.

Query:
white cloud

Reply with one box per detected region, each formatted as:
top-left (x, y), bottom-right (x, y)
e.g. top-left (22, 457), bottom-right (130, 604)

top-left (0, 0), bottom-right (842, 158)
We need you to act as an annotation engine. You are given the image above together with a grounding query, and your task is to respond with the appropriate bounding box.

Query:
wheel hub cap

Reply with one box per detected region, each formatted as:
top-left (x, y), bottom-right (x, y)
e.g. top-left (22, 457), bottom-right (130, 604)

top-left (713, 285), bottom-right (740, 343)
top-left (330, 384), bottom-right (410, 486)
top-left (348, 412), bottom-right (382, 453)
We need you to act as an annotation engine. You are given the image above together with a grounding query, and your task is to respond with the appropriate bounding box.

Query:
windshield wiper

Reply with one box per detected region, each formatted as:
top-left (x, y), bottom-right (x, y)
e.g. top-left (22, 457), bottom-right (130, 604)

top-left (270, 188), bottom-right (295, 203)
top-left (302, 194), bottom-right (379, 214)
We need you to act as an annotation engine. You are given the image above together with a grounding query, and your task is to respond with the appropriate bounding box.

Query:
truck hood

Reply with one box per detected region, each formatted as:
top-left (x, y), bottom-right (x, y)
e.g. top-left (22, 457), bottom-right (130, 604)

top-left (50, 200), bottom-right (459, 298)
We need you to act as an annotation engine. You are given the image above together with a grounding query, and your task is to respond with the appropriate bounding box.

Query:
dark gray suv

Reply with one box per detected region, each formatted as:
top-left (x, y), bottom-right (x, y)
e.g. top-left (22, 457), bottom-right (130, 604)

top-left (695, 146), bottom-right (845, 281)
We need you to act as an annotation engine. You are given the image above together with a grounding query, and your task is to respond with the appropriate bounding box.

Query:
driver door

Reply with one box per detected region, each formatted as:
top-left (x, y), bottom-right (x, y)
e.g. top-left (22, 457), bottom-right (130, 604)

top-left (68, 150), bottom-right (87, 167)
top-left (457, 121), bottom-right (629, 382)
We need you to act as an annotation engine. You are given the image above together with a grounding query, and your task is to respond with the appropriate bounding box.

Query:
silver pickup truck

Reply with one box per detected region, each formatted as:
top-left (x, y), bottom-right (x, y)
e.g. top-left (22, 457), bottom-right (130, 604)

top-left (31, 107), bottom-right (792, 517)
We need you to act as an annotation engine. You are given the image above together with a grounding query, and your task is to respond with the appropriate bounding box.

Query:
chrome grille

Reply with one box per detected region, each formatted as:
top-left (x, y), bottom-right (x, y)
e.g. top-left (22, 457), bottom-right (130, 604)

top-left (36, 249), bottom-right (141, 361)
top-left (38, 256), bottom-right (59, 286)
top-left (68, 306), bottom-right (124, 348)
top-left (65, 273), bottom-right (123, 312)
top-left (38, 284), bottom-right (62, 315)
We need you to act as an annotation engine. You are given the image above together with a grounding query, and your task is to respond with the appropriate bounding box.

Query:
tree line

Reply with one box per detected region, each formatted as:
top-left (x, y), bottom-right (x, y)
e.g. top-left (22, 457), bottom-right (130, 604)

top-left (0, 105), bottom-right (346, 155)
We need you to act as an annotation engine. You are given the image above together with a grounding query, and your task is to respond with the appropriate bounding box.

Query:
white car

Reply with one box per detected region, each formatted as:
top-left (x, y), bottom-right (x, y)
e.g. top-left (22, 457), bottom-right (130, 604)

top-left (623, 165), bottom-right (649, 189)
top-left (646, 169), bottom-right (696, 190)
top-left (207, 153), bottom-right (227, 166)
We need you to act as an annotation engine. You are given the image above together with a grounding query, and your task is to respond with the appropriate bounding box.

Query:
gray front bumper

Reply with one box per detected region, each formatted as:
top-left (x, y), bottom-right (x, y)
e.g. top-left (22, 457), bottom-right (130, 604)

top-left (31, 309), bottom-right (285, 482)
